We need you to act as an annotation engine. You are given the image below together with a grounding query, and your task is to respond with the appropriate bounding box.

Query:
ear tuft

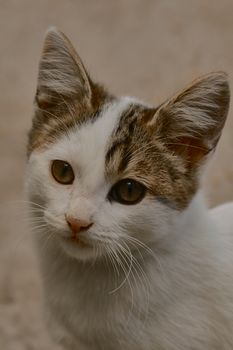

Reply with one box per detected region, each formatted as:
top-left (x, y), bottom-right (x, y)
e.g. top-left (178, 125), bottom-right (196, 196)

top-left (35, 27), bottom-right (92, 110)
top-left (152, 72), bottom-right (230, 165)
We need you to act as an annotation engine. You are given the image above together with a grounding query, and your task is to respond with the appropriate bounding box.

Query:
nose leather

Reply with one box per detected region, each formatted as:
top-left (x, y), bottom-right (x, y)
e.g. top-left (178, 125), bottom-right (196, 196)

top-left (66, 216), bottom-right (93, 235)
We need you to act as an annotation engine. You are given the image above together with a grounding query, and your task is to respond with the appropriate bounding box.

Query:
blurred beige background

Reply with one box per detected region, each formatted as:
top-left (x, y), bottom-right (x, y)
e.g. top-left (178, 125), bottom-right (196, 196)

top-left (0, 1), bottom-right (233, 349)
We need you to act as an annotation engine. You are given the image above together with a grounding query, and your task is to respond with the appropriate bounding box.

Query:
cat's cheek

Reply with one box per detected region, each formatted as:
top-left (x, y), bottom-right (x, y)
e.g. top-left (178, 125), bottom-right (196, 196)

top-left (26, 153), bottom-right (52, 198)
top-left (122, 199), bottom-right (176, 244)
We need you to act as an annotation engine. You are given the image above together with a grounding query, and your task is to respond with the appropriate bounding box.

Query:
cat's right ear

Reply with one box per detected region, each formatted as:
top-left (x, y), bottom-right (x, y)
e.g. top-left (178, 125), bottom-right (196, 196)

top-left (35, 27), bottom-right (92, 111)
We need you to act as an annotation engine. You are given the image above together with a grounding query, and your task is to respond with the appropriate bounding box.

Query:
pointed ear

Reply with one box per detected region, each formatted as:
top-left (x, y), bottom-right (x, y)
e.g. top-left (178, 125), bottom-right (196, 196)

top-left (151, 72), bottom-right (230, 166)
top-left (35, 27), bottom-right (92, 111)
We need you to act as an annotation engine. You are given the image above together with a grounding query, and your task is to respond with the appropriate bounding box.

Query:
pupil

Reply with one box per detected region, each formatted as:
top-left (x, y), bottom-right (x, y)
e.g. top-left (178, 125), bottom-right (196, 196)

top-left (62, 163), bottom-right (69, 177)
top-left (127, 182), bottom-right (133, 197)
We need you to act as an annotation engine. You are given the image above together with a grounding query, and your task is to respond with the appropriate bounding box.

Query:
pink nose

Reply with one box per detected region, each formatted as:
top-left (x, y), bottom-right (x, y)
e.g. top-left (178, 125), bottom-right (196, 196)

top-left (66, 216), bottom-right (93, 235)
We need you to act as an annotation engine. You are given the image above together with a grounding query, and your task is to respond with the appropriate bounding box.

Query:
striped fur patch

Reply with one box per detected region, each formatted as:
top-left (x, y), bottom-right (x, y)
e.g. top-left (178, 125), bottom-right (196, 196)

top-left (27, 82), bottom-right (113, 156)
top-left (105, 103), bottom-right (198, 210)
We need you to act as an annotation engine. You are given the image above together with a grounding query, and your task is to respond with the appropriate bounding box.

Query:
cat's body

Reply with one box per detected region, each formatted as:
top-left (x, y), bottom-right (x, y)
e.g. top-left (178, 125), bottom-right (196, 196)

top-left (27, 28), bottom-right (233, 349)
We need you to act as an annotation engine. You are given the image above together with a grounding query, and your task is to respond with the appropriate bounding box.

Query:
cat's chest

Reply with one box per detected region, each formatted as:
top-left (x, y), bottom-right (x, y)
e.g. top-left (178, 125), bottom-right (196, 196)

top-left (47, 266), bottom-right (151, 348)
top-left (51, 270), bottom-right (141, 322)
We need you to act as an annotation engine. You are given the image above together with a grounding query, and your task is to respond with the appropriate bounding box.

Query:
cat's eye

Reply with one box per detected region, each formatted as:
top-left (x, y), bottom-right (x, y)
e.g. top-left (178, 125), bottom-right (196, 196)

top-left (108, 178), bottom-right (146, 205)
top-left (51, 160), bottom-right (74, 185)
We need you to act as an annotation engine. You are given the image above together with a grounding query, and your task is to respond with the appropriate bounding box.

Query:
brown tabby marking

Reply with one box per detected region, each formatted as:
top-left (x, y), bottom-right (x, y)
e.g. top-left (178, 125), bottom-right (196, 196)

top-left (104, 72), bottom-right (230, 211)
top-left (105, 104), bottom-right (157, 171)
top-left (105, 104), bottom-right (198, 210)
top-left (28, 28), bottom-right (115, 156)
top-left (27, 84), bottom-right (113, 156)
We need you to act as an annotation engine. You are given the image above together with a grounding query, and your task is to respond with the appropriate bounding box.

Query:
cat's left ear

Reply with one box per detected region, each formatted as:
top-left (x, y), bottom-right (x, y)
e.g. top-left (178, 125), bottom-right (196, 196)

top-left (149, 72), bottom-right (230, 166)
top-left (35, 27), bottom-right (92, 111)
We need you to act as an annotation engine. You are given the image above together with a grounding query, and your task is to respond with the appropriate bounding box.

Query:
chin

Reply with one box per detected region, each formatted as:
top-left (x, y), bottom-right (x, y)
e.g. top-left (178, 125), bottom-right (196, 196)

top-left (58, 235), bottom-right (103, 262)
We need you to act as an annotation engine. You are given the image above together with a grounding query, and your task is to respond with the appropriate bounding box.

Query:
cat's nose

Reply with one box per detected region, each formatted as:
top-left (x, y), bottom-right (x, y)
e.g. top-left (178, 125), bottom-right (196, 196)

top-left (66, 216), bottom-right (93, 235)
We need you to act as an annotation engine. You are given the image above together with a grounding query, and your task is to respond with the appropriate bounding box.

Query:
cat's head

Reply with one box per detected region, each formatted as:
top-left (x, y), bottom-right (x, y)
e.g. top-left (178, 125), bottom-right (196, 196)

top-left (26, 28), bottom-right (230, 261)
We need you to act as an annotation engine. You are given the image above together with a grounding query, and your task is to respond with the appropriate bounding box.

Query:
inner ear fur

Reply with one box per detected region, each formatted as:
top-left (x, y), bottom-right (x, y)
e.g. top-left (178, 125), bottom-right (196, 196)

top-left (151, 72), bottom-right (230, 165)
top-left (35, 27), bottom-right (93, 112)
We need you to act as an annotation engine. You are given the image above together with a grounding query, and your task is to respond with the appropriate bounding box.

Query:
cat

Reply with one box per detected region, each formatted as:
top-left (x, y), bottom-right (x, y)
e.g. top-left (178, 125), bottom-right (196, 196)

top-left (26, 27), bottom-right (233, 350)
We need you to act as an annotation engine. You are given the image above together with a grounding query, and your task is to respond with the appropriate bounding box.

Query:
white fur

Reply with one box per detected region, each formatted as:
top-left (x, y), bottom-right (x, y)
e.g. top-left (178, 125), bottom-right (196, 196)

top-left (27, 98), bottom-right (233, 349)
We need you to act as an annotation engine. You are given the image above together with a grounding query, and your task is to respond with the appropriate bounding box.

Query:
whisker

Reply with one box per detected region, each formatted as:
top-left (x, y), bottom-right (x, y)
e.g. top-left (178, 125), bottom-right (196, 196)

top-left (109, 241), bottom-right (136, 321)
top-left (11, 199), bottom-right (46, 210)
top-left (110, 243), bottom-right (132, 294)
top-left (107, 245), bottom-right (120, 277)
top-left (122, 241), bottom-right (151, 323)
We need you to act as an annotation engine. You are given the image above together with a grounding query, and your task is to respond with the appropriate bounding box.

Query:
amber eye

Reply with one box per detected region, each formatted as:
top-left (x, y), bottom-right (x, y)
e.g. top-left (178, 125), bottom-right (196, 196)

top-left (108, 178), bottom-right (146, 205)
top-left (51, 160), bottom-right (74, 185)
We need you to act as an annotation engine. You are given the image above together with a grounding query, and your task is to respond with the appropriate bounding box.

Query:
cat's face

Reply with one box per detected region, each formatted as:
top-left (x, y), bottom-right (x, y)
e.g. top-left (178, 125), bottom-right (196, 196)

top-left (27, 97), bottom-right (178, 261)
top-left (26, 28), bottom-right (230, 261)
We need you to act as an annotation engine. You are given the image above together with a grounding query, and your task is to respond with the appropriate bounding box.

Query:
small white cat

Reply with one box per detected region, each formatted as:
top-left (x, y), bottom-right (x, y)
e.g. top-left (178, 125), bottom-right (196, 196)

top-left (26, 28), bottom-right (233, 350)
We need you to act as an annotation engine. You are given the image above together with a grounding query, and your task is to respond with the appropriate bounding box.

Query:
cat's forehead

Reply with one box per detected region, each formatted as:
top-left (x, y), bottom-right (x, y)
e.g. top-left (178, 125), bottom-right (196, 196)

top-left (31, 95), bottom-right (198, 210)
top-left (45, 97), bottom-right (145, 184)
